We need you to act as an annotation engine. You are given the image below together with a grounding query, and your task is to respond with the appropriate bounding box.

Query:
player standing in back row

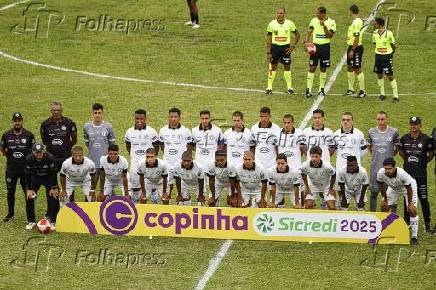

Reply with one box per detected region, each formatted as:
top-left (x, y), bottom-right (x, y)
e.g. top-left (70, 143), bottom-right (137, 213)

top-left (345, 4), bottom-right (366, 98)
top-left (373, 17), bottom-right (399, 102)
top-left (266, 6), bottom-right (301, 95)
top-left (304, 6), bottom-right (336, 98)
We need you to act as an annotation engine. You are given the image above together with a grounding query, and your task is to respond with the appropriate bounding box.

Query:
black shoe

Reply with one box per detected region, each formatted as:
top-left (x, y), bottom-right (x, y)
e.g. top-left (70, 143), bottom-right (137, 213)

top-left (343, 89), bottom-right (355, 96)
top-left (393, 97), bottom-right (399, 103)
top-left (410, 237), bottom-right (418, 245)
top-left (357, 90), bottom-right (366, 98)
top-left (287, 88), bottom-right (295, 95)
top-left (265, 89), bottom-right (272, 95)
top-left (3, 214), bottom-right (14, 222)
top-left (425, 223), bottom-right (432, 233)
top-left (318, 88), bottom-right (325, 97)
top-left (305, 88), bottom-right (313, 98)
top-left (379, 94), bottom-right (386, 100)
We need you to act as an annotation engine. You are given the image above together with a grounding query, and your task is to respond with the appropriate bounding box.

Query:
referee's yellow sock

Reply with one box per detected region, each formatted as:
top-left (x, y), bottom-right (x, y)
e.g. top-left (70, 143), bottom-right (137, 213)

top-left (284, 70), bottom-right (292, 89)
top-left (319, 72), bottom-right (327, 89)
top-left (377, 78), bottom-right (385, 95)
top-left (267, 71), bottom-right (276, 90)
top-left (307, 72), bottom-right (314, 92)
top-left (347, 72), bottom-right (355, 91)
top-left (390, 79), bottom-right (399, 99)
top-left (357, 73), bottom-right (365, 91)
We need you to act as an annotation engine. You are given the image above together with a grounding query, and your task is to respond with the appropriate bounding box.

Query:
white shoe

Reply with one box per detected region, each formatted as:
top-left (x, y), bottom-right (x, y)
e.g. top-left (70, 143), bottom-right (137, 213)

top-left (184, 21), bottom-right (193, 26)
top-left (50, 222), bottom-right (56, 231)
top-left (25, 222), bottom-right (36, 230)
top-left (192, 24), bottom-right (200, 29)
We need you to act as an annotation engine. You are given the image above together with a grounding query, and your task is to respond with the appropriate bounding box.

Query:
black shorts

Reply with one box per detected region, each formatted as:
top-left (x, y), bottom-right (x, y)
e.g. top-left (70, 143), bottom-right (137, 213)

top-left (271, 44), bottom-right (291, 65)
top-left (373, 53), bottom-right (394, 75)
top-left (347, 45), bottom-right (363, 69)
top-left (309, 43), bottom-right (330, 68)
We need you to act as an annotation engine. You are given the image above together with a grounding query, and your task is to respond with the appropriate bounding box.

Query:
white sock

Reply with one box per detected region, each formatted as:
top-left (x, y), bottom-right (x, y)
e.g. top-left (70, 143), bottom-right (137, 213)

top-left (410, 216), bottom-right (419, 238)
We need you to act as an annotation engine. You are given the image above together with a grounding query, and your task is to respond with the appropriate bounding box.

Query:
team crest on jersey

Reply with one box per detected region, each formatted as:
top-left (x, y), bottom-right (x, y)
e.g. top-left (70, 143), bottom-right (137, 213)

top-left (21, 138), bottom-right (27, 143)
top-left (417, 143), bottom-right (422, 148)
top-left (386, 137), bottom-right (392, 142)
top-left (273, 30), bottom-right (278, 35)
top-left (61, 126), bottom-right (67, 131)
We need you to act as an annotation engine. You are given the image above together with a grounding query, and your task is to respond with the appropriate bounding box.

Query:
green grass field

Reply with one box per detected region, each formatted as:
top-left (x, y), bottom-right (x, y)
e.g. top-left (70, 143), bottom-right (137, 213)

top-left (0, 0), bottom-right (435, 289)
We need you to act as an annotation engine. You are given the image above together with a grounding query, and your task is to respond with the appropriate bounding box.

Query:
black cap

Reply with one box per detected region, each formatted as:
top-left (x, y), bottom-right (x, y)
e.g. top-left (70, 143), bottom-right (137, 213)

top-left (409, 116), bottom-right (421, 125)
top-left (32, 143), bottom-right (46, 153)
top-left (346, 155), bottom-right (357, 162)
top-left (12, 112), bottom-right (23, 120)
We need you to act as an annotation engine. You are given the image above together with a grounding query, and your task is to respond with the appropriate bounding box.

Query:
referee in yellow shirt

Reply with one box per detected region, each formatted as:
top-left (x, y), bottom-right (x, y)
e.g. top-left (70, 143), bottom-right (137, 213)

top-left (304, 6), bottom-right (336, 98)
top-left (266, 7), bottom-right (300, 95)
top-left (373, 17), bottom-right (399, 102)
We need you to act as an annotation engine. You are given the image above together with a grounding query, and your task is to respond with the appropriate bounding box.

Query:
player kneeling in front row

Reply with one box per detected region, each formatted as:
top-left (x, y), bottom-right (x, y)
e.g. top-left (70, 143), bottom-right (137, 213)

top-left (234, 151), bottom-right (268, 208)
top-left (268, 153), bottom-right (301, 208)
top-left (337, 155), bottom-right (369, 211)
top-left (174, 151), bottom-right (205, 206)
top-left (137, 148), bottom-right (169, 204)
top-left (207, 150), bottom-right (237, 207)
top-left (301, 146), bottom-right (336, 209)
top-left (377, 157), bottom-right (419, 245)
top-left (59, 146), bottom-right (97, 206)
top-left (98, 144), bottom-right (129, 202)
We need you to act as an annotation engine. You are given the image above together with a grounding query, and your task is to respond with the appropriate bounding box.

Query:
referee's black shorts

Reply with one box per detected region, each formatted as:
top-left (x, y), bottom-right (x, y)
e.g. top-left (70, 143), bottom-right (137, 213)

top-left (271, 44), bottom-right (291, 65)
top-left (309, 43), bottom-right (331, 68)
top-left (373, 53), bottom-right (394, 75)
top-left (347, 45), bottom-right (364, 69)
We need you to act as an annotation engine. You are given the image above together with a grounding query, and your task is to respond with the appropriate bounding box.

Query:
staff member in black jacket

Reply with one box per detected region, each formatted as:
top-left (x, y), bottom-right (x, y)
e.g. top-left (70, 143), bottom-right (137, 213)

top-left (1, 113), bottom-right (35, 222)
top-left (25, 143), bottom-right (59, 230)
top-left (40, 101), bottom-right (77, 173)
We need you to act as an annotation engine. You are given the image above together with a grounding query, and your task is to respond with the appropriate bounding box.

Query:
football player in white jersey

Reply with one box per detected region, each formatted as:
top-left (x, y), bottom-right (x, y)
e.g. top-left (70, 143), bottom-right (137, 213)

top-left (301, 146), bottom-right (336, 210)
top-left (277, 113), bottom-right (307, 206)
top-left (303, 109), bottom-right (335, 164)
top-left (234, 151), bottom-right (268, 208)
top-left (332, 112), bottom-right (367, 171)
top-left (125, 109), bottom-right (159, 202)
top-left (377, 157), bottom-right (419, 245)
top-left (174, 151), bottom-right (205, 206)
top-left (159, 107), bottom-right (193, 198)
top-left (59, 146), bottom-right (96, 206)
top-left (337, 155), bottom-right (369, 211)
top-left (97, 144), bottom-right (129, 202)
top-left (137, 148), bottom-right (169, 204)
top-left (251, 107), bottom-right (281, 170)
top-left (223, 111), bottom-right (255, 169)
top-left (207, 150), bottom-right (237, 207)
top-left (268, 153), bottom-right (301, 208)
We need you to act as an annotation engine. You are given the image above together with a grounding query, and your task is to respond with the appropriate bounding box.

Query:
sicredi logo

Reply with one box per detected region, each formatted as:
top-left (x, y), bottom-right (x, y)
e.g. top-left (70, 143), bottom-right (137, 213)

top-left (253, 212), bottom-right (382, 239)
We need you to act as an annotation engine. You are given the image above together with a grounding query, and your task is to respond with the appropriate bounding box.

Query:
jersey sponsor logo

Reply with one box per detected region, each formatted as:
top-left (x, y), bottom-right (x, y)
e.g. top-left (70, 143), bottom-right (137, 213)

top-left (407, 156), bottom-right (419, 163)
top-left (135, 149), bottom-right (146, 156)
top-left (52, 138), bottom-right (63, 145)
top-left (232, 152), bottom-right (242, 158)
top-left (341, 153), bottom-right (352, 159)
top-left (12, 152), bottom-right (24, 159)
top-left (200, 149), bottom-right (209, 155)
top-left (377, 148), bottom-right (387, 154)
top-left (283, 151), bottom-right (294, 157)
top-left (168, 149), bottom-right (178, 155)
top-left (259, 147), bottom-right (270, 154)
top-left (274, 37), bottom-right (288, 42)
top-left (93, 143), bottom-right (102, 148)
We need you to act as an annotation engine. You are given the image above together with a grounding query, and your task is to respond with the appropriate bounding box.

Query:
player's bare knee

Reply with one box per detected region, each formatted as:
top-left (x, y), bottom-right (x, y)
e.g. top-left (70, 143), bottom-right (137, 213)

top-left (326, 200), bottom-right (335, 210)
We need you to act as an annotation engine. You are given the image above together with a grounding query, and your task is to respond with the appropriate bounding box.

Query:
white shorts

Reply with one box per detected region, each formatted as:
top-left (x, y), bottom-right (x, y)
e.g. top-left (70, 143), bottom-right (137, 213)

top-left (61, 182), bottom-right (91, 207)
top-left (305, 189), bottom-right (335, 208)
top-left (104, 181), bottom-right (126, 196)
top-left (274, 192), bottom-right (297, 207)
top-left (387, 181), bottom-right (418, 207)
top-left (242, 191), bottom-right (262, 208)
top-left (129, 163), bottom-right (141, 189)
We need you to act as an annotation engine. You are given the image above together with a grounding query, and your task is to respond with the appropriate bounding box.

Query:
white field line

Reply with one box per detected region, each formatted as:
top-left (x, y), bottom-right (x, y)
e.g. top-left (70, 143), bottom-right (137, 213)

top-left (0, 0), bottom-right (30, 11)
top-left (193, 1), bottom-right (387, 290)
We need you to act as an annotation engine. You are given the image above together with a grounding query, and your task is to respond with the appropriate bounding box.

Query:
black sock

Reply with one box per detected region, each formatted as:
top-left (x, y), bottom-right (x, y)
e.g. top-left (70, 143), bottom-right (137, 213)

top-left (190, 12), bottom-right (195, 22)
top-left (193, 14), bottom-right (199, 24)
